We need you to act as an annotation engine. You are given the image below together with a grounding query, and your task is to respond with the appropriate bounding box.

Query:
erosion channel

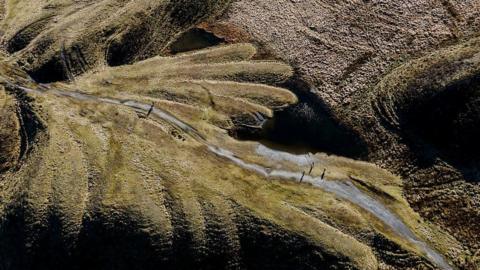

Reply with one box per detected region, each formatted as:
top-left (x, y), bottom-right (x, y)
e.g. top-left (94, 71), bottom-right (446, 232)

top-left (8, 77), bottom-right (454, 270)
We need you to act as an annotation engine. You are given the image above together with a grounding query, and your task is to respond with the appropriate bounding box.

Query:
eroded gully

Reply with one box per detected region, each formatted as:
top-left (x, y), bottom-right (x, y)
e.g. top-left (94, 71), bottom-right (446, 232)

top-left (11, 82), bottom-right (453, 270)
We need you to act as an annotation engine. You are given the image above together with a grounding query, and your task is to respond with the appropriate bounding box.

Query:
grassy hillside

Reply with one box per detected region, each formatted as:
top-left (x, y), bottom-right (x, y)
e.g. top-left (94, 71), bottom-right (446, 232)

top-left (0, 1), bottom-right (475, 269)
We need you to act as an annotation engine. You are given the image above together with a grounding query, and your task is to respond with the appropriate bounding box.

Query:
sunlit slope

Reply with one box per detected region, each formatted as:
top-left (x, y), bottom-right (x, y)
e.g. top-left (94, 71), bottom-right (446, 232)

top-left (0, 0), bottom-right (474, 269)
top-left (0, 0), bottom-right (232, 81)
top-left (71, 44), bottom-right (296, 133)
top-left (0, 56), bottom-right (379, 269)
top-left (0, 44), bottom-right (460, 269)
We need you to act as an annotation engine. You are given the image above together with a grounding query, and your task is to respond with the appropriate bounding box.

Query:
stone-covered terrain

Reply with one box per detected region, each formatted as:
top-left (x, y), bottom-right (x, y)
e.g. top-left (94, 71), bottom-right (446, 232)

top-left (222, 1), bottom-right (480, 267)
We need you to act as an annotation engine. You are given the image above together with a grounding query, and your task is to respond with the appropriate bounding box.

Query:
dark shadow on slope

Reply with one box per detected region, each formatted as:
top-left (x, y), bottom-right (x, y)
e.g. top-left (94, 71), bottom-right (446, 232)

top-left (106, 25), bottom-right (151, 67)
top-left (168, 28), bottom-right (225, 54)
top-left (234, 206), bottom-right (354, 270)
top-left (236, 78), bottom-right (369, 159)
top-left (0, 197), bottom-right (355, 270)
top-left (371, 234), bottom-right (433, 269)
top-left (27, 56), bottom-right (68, 83)
top-left (402, 74), bottom-right (480, 183)
top-left (6, 17), bottom-right (53, 53)
top-left (1, 85), bottom-right (45, 172)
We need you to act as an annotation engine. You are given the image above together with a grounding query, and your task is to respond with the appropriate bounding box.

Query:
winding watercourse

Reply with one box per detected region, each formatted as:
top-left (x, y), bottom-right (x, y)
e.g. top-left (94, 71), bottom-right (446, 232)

top-left (6, 78), bottom-right (454, 270)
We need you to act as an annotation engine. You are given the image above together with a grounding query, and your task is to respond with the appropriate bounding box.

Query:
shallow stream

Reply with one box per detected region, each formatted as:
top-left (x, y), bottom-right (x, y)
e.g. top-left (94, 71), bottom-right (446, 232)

top-left (11, 81), bottom-right (453, 270)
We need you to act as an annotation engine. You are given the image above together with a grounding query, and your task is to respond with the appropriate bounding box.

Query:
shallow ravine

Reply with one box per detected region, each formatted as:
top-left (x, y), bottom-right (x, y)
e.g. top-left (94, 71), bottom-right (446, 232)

top-left (209, 145), bottom-right (453, 269)
top-left (9, 80), bottom-right (454, 270)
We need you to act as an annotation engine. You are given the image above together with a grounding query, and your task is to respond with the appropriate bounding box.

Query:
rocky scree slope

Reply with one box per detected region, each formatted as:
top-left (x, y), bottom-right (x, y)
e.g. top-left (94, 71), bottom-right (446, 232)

top-left (223, 1), bottom-right (480, 268)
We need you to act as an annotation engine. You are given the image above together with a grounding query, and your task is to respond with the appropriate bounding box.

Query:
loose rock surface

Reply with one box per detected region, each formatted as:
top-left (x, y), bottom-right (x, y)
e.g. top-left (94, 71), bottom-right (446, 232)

top-left (224, 1), bottom-right (480, 268)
